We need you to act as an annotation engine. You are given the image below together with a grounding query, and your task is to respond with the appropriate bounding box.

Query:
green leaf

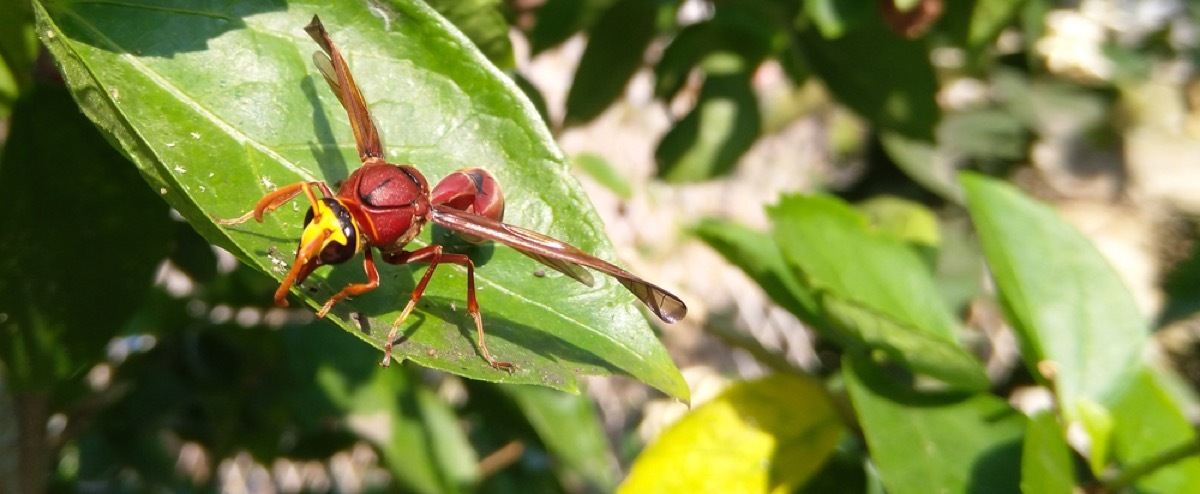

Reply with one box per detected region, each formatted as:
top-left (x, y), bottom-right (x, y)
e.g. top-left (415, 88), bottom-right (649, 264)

top-left (655, 71), bottom-right (761, 182)
top-left (879, 109), bottom-right (1028, 202)
top-left (939, 0), bottom-right (1026, 52)
top-left (620, 374), bottom-right (844, 493)
top-left (36, 1), bottom-right (687, 400)
top-left (855, 196), bottom-right (940, 248)
top-left (502, 385), bottom-right (615, 491)
top-left (0, 83), bottom-right (171, 391)
top-left (1021, 411), bottom-right (1075, 494)
top-left (1108, 368), bottom-right (1200, 493)
top-left (803, 0), bottom-right (874, 39)
top-left (525, 0), bottom-right (612, 55)
top-left (961, 173), bottom-right (1147, 463)
top-left (287, 323), bottom-right (476, 494)
top-left (320, 364), bottom-right (478, 494)
top-left (564, 0), bottom-right (658, 126)
top-left (844, 354), bottom-right (1025, 494)
top-left (769, 195), bottom-right (988, 389)
top-left (0, 0), bottom-right (37, 112)
top-left (653, 4), bottom-right (775, 103)
top-left (798, 11), bottom-right (939, 139)
top-left (693, 218), bottom-right (821, 324)
top-left (425, 0), bottom-right (514, 69)
top-left (572, 152), bottom-right (632, 199)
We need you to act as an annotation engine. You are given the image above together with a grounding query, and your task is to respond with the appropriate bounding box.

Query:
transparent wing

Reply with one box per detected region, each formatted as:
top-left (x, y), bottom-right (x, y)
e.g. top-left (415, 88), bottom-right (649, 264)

top-left (432, 205), bottom-right (687, 323)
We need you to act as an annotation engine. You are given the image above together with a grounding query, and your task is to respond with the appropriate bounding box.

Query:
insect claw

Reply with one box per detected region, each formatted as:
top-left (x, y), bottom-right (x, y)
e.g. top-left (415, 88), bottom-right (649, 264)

top-left (379, 342), bottom-right (394, 367)
top-left (317, 301), bottom-right (335, 318)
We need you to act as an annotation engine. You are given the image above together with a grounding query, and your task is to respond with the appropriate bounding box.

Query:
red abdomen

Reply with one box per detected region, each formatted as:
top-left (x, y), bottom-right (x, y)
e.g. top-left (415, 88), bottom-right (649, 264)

top-left (337, 161), bottom-right (430, 251)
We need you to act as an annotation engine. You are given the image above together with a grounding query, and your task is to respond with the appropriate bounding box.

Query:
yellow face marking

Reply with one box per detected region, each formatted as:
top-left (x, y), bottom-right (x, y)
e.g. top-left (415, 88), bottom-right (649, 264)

top-left (299, 199), bottom-right (353, 261)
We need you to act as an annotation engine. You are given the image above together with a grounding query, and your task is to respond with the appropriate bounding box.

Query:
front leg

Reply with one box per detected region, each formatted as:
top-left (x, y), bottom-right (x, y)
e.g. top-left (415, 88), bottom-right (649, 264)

top-left (378, 245), bottom-right (514, 371)
top-left (316, 248), bottom-right (380, 318)
top-left (216, 181), bottom-right (335, 225)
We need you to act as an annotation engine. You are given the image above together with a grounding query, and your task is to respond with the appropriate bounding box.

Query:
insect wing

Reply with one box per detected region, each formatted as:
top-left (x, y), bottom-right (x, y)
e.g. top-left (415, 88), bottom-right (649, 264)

top-left (305, 15), bottom-right (385, 160)
top-left (431, 205), bottom-right (687, 323)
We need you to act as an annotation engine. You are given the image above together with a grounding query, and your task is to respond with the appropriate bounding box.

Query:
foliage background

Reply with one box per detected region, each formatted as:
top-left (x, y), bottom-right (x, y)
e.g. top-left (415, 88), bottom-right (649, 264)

top-left (4, 0), bottom-right (1200, 493)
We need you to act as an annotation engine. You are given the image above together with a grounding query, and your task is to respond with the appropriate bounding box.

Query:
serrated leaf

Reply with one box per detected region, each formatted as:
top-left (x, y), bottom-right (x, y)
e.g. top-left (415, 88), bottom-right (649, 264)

top-left (36, 0), bottom-right (687, 400)
top-left (769, 195), bottom-right (988, 389)
top-left (620, 374), bottom-right (843, 493)
top-left (844, 354), bottom-right (1025, 494)
top-left (961, 173), bottom-right (1146, 463)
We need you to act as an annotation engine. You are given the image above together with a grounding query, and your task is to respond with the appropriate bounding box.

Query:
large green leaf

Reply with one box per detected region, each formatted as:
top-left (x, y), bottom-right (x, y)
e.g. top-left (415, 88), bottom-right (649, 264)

top-left (35, 0), bottom-right (687, 400)
top-left (961, 173), bottom-right (1147, 470)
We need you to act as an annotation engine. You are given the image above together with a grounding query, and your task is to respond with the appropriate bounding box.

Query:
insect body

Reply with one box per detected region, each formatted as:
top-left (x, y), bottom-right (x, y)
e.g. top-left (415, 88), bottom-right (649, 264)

top-left (218, 16), bottom-right (686, 369)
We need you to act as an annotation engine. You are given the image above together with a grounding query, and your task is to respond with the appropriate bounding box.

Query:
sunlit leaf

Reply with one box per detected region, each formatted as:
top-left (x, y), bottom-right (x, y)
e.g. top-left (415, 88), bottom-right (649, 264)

top-left (769, 195), bottom-right (988, 389)
top-left (621, 374), bottom-right (843, 493)
top-left (36, 0), bottom-right (687, 399)
top-left (693, 218), bottom-right (820, 323)
top-left (962, 173), bottom-right (1148, 471)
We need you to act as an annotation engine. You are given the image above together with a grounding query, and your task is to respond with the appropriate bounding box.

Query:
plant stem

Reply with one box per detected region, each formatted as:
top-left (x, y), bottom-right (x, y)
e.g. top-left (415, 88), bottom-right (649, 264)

top-left (1104, 438), bottom-right (1200, 490)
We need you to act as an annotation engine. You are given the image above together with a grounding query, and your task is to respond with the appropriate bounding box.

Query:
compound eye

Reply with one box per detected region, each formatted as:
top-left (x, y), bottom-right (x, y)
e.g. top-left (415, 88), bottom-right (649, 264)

top-left (318, 239), bottom-right (356, 264)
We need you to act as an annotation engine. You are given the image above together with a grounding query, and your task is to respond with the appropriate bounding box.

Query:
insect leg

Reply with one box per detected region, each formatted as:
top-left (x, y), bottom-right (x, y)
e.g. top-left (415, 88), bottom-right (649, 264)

top-left (316, 248), bottom-right (380, 318)
top-left (380, 246), bottom-right (513, 370)
top-left (215, 181), bottom-right (333, 224)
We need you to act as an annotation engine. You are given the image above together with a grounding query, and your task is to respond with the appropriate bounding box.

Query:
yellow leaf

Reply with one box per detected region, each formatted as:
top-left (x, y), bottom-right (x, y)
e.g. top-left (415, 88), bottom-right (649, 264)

top-left (620, 374), bottom-right (843, 493)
